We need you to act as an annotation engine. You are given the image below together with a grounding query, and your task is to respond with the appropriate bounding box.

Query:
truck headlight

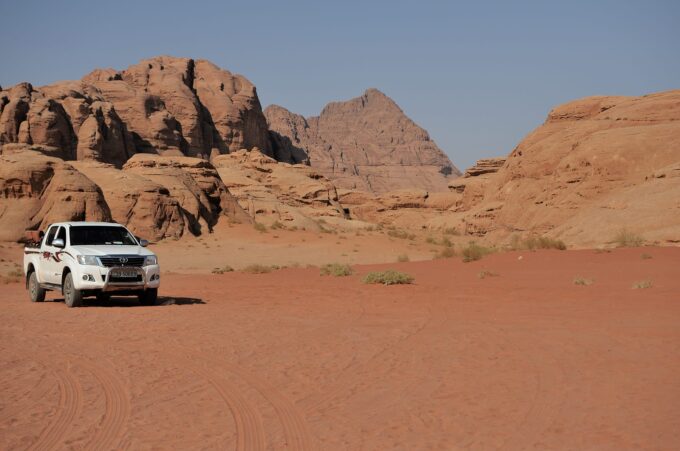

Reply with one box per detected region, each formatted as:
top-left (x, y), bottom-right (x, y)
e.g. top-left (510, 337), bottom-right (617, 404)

top-left (77, 255), bottom-right (100, 266)
top-left (144, 255), bottom-right (158, 266)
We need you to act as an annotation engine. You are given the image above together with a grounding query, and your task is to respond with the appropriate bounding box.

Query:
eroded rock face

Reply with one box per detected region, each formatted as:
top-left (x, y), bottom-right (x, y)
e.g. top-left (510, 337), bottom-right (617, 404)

top-left (1, 56), bottom-right (272, 166)
top-left (0, 149), bottom-right (112, 241)
top-left (265, 89), bottom-right (460, 193)
top-left (123, 154), bottom-right (250, 235)
top-left (457, 90), bottom-right (680, 245)
top-left (212, 149), bottom-right (346, 230)
top-left (71, 161), bottom-right (186, 241)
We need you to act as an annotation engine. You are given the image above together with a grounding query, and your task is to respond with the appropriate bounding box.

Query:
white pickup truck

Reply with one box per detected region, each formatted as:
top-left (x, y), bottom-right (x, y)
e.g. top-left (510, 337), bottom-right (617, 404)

top-left (23, 222), bottom-right (161, 307)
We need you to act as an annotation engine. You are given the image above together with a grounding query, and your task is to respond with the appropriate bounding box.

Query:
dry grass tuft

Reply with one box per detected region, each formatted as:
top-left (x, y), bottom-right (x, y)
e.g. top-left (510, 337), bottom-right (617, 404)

top-left (212, 265), bottom-right (234, 274)
top-left (614, 229), bottom-right (644, 248)
top-left (641, 253), bottom-right (653, 260)
top-left (632, 280), bottom-right (652, 289)
top-left (253, 222), bottom-right (267, 233)
top-left (362, 270), bottom-right (414, 285)
top-left (396, 254), bottom-right (410, 262)
top-left (478, 270), bottom-right (499, 279)
top-left (320, 263), bottom-right (353, 277)
top-left (461, 242), bottom-right (493, 262)
top-left (573, 276), bottom-right (593, 286)
top-left (435, 247), bottom-right (456, 259)
top-left (242, 264), bottom-right (275, 274)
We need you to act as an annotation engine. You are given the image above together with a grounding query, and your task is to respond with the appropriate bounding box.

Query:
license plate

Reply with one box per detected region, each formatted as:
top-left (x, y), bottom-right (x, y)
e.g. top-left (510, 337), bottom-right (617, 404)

top-left (110, 268), bottom-right (138, 278)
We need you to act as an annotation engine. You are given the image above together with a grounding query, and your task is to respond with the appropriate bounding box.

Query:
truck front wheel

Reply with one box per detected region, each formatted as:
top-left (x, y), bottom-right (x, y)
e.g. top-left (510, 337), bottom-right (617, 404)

top-left (63, 273), bottom-right (83, 308)
top-left (28, 272), bottom-right (46, 303)
top-left (138, 288), bottom-right (158, 306)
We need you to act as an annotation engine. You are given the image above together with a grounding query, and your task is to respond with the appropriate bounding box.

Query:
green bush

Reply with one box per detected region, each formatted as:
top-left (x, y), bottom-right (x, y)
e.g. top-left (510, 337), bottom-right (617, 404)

top-left (461, 242), bottom-right (492, 262)
top-left (320, 263), bottom-right (353, 277)
top-left (362, 270), bottom-right (414, 285)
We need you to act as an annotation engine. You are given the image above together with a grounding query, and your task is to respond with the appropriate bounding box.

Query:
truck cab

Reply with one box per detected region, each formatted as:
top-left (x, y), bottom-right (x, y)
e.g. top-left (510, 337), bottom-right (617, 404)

top-left (24, 222), bottom-right (160, 307)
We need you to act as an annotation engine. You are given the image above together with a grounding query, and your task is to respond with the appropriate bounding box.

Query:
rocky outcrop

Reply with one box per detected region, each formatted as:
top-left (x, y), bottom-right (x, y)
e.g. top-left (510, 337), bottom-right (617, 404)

top-left (122, 154), bottom-right (250, 236)
top-left (0, 149), bottom-right (112, 241)
top-left (71, 161), bottom-right (187, 241)
top-left (456, 90), bottom-right (680, 246)
top-left (212, 149), bottom-right (347, 230)
top-left (0, 56), bottom-right (272, 166)
top-left (265, 89), bottom-right (460, 193)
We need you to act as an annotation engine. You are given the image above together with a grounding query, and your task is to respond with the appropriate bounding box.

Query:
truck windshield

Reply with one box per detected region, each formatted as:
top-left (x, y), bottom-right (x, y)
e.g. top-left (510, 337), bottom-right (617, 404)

top-left (69, 226), bottom-right (138, 246)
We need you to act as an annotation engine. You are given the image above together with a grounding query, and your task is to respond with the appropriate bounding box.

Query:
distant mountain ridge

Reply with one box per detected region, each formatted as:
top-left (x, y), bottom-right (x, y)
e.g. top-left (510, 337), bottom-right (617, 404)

top-left (0, 56), bottom-right (459, 193)
top-left (266, 88), bottom-right (460, 193)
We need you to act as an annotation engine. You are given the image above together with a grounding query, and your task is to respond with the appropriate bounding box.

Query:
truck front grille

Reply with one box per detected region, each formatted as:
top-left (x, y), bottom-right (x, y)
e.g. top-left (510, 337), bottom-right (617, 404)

top-left (99, 256), bottom-right (145, 267)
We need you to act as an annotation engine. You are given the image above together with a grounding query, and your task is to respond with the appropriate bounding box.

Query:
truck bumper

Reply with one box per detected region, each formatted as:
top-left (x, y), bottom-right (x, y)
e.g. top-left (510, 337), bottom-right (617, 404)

top-left (72, 265), bottom-right (160, 292)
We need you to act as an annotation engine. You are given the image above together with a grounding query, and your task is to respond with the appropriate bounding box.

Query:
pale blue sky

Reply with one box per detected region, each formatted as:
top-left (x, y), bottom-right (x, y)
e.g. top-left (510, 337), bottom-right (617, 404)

top-left (1, 0), bottom-right (678, 169)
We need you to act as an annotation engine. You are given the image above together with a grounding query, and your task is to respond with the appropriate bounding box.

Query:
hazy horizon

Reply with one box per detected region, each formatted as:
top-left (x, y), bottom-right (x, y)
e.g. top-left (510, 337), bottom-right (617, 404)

top-left (1, 0), bottom-right (678, 169)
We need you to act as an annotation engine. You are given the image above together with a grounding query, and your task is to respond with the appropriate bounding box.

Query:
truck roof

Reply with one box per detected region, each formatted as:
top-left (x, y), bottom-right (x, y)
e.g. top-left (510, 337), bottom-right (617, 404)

top-left (48, 222), bottom-right (123, 228)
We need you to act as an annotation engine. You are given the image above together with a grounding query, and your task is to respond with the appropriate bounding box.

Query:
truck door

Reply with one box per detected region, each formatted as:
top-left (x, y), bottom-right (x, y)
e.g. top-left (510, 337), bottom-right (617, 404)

top-left (40, 225), bottom-right (63, 285)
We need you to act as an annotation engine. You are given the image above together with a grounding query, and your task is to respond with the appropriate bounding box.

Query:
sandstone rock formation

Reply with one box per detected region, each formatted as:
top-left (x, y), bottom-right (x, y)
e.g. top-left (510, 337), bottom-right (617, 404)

top-left (0, 148), bottom-right (112, 241)
top-left (452, 90), bottom-right (680, 246)
top-left (1, 56), bottom-right (272, 166)
top-left (265, 89), bottom-right (460, 193)
top-left (212, 149), bottom-right (349, 230)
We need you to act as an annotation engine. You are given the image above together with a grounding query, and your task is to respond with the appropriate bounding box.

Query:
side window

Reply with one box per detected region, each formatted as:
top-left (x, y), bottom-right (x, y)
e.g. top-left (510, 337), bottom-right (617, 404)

top-left (44, 226), bottom-right (58, 246)
top-left (56, 227), bottom-right (67, 245)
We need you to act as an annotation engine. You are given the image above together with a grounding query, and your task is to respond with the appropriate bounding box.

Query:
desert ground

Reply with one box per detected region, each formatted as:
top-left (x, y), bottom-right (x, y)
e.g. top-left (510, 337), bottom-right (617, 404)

top-left (1, 243), bottom-right (678, 450)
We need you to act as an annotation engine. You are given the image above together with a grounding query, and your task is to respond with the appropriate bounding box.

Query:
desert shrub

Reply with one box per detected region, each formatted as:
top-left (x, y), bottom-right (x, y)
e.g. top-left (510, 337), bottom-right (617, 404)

top-left (512, 235), bottom-right (566, 250)
top-left (632, 280), bottom-right (652, 289)
top-left (594, 248), bottom-right (612, 254)
top-left (641, 253), bottom-right (652, 260)
top-left (320, 263), bottom-right (353, 277)
top-left (443, 227), bottom-right (460, 236)
top-left (362, 270), bottom-right (414, 285)
top-left (425, 236), bottom-right (437, 245)
top-left (614, 229), bottom-right (644, 248)
top-left (242, 264), bottom-right (274, 274)
top-left (461, 242), bottom-right (492, 262)
top-left (396, 254), bottom-right (410, 262)
top-left (440, 236), bottom-right (453, 248)
top-left (253, 222), bottom-right (267, 233)
top-left (387, 229), bottom-right (415, 240)
top-left (7, 267), bottom-right (23, 278)
top-left (270, 220), bottom-right (285, 230)
top-left (212, 265), bottom-right (234, 274)
top-left (478, 270), bottom-right (499, 279)
top-left (573, 276), bottom-right (593, 286)
top-left (435, 247), bottom-right (456, 259)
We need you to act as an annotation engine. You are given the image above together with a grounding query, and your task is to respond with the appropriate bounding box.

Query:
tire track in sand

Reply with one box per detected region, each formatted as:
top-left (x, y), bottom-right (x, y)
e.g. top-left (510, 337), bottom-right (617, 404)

top-left (79, 360), bottom-right (132, 451)
top-left (184, 355), bottom-right (266, 451)
top-left (173, 340), bottom-right (315, 450)
top-left (27, 364), bottom-right (83, 451)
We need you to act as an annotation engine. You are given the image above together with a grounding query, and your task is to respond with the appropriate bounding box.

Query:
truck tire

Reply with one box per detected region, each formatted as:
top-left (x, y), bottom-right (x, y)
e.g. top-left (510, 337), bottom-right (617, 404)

top-left (28, 272), bottom-right (46, 303)
top-left (138, 288), bottom-right (158, 306)
top-left (63, 273), bottom-right (83, 308)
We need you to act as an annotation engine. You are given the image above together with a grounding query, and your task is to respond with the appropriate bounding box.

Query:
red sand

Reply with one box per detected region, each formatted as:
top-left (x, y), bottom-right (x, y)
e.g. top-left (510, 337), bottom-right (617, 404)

top-left (1, 248), bottom-right (679, 450)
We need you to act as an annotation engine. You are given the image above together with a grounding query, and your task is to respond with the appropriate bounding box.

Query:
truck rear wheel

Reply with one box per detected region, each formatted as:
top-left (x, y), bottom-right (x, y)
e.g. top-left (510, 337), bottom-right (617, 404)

top-left (28, 272), bottom-right (46, 303)
top-left (63, 273), bottom-right (83, 308)
top-left (138, 288), bottom-right (158, 306)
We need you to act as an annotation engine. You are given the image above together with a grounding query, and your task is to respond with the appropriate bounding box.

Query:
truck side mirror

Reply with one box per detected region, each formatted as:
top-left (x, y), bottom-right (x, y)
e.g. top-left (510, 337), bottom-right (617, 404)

top-left (139, 239), bottom-right (149, 247)
top-left (52, 238), bottom-right (65, 248)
